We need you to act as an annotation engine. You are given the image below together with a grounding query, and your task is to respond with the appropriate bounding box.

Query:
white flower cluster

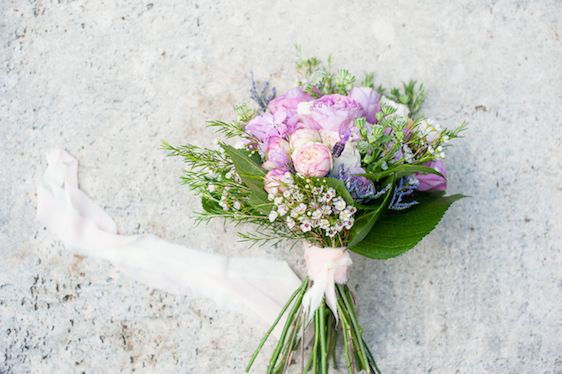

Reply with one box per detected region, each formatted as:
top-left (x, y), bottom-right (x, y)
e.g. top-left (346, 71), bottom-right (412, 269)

top-left (218, 185), bottom-right (242, 211)
top-left (267, 177), bottom-right (357, 238)
top-left (215, 167), bottom-right (243, 211)
top-left (417, 119), bottom-right (448, 159)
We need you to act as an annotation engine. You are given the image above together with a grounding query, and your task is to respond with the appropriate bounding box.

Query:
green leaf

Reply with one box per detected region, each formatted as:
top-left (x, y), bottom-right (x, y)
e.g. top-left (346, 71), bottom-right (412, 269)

top-left (347, 176), bottom-right (395, 247)
top-left (221, 144), bottom-right (265, 190)
top-left (365, 164), bottom-right (444, 181)
top-left (349, 193), bottom-right (465, 259)
top-left (201, 197), bottom-right (222, 214)
top-left (221, 144), bottom-right (270, 214)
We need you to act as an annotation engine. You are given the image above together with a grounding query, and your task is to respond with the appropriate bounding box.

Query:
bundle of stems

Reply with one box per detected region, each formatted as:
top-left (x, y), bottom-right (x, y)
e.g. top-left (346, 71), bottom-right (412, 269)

top-left (246, 278), bottom-right (381, 374)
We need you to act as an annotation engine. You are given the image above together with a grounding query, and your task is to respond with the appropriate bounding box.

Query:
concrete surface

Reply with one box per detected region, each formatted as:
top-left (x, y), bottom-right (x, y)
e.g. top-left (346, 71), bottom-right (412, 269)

top-left (1, 0), bottom-right (561, 373)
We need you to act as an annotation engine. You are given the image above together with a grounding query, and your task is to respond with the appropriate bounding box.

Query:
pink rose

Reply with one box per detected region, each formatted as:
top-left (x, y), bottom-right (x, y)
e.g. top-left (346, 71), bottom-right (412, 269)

top-left (262, 137), bottom-right (291, 171)
top-left (300, 94), bottom-right (363, 143)
top-left (289, 128), bottom-right (321, 153)
top-left (264, 169), bottom-right (289, 195)
top-left (349, 87), bottom-right (381, 123)
top-left (416, 160), bottom-right (447, 191)
top-left (292, 143), bottom-right (332, 177)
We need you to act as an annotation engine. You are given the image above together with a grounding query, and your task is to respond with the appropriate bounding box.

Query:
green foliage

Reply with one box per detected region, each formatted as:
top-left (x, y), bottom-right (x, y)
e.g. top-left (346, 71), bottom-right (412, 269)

top-left (295, 49), bottom-right (355, 96)
top-left (349, 193), bottom-right (465, 259)
top-left (389, 80), bottom-right (426, 116)
top-left (207, 104), bottom-right (256, 138)
top-left (220, 144), bottom-right (271, 215)
top-left (364, 164), bottom-right (444, 181)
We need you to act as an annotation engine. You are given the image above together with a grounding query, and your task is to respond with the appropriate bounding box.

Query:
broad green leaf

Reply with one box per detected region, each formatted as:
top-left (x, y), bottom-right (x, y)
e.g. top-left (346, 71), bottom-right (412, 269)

top-left (221, 144), bottom-right (266, 189)
top-left (365, 164), bottom-right (444, 181)
top-left (347, 175), bottom-right (395, 247)
top-left (349, 193), bottom-right (465, 259)
top-left (221, 144), bottom-right (270, 214)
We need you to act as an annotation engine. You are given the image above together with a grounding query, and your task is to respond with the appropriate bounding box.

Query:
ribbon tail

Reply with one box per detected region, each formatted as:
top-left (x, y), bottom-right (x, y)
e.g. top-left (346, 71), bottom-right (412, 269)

top-left (324, 270), bottom-right (339, 324)
top-left (302, 270), bottom-right (327, 323)
top-left (37, 149), bottom-right (302, 338)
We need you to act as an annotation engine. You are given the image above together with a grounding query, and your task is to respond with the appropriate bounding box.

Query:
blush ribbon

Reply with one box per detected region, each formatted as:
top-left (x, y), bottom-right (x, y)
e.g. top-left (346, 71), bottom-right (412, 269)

top-left (37, 149), bottom-right (302, 337)
top-left (302, 243), bottom-right (352, 321)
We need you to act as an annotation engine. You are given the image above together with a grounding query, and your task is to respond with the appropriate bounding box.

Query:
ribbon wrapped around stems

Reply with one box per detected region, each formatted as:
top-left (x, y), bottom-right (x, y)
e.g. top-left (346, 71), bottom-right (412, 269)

top-left (36, 149), bottom-right (302, 337)
top-left (302, 243), bottom-right (353, 321)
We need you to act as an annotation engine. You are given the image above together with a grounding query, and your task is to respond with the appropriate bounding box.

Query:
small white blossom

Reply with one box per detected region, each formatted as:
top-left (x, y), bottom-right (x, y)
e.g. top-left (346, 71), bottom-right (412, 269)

top-left (208, 184), bottom-right (216, 193)
top-left (335, 221), bottom-right (345, 231)
top-left (268, 193), bottom-right (275, 201)
top-left (277, 204), bottom-right (288, 216)
top-left (319, 219), bottom-right (330, 229)
top-left (322, 205), bottom-right (332, 215)
top-left (326, 227), bottom-right (338, 237)
top-left (268, 210), bottom-right (278, 222)
top-left (274, 197), bottom-right (283, 206)
top-left (233, 201), bottom-right (241, 210)
top-left (300, 221), bottom-right (312, 233)
top-left (311, 209), bottom-right (323, 220)
top-left (339, 209), bottom-right (352, 221)
top-left (333, 197), bottom-right (346, 211)
top-left (286, 217), bottom-right (296, 229)
top-left (344, 218), bottom-right (354, 230)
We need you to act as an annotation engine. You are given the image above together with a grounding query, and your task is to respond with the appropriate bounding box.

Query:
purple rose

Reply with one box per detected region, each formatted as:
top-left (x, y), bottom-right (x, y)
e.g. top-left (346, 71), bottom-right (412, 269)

top-left (267, 87), bottom-right (312, 114)
top-left (262, 137), bottom-right (291, 171)
top-left (416, 160), bottom-right (447, 191)
top-left (299, 94), bottom-right (363, 143)
top-left (267, 88), bottom-right (312, 134)
top-left (349, 87), bottom-right (381, 123)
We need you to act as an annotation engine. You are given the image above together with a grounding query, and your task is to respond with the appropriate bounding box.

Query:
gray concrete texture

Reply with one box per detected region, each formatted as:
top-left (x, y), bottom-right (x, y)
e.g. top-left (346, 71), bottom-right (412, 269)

top-left (1, 0), bottom-right (561, 373)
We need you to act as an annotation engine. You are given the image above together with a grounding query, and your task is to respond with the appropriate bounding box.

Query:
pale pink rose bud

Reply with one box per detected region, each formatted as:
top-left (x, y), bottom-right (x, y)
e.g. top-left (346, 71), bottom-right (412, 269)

top-left (264, 169), bottom-right (289, 195)
top-left (289, 128), bottom-right (321, 153)
top-left (262, 137), bottom-right (291, 171)
top-left (292, 143), bottom-right (333, 177)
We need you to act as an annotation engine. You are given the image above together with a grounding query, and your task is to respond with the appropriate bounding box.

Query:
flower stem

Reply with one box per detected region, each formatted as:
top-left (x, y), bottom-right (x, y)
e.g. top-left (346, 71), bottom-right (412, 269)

top-left (318, 302), bottom-right (328, 374)
top-left (267, 279), bottom-right (309, 374)
top-left (246, 277), bottom-right (307, 372)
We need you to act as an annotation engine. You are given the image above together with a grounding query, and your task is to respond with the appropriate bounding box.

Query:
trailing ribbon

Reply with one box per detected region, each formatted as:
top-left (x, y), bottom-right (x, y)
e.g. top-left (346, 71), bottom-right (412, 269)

top-left (37, 149), bottom-right (302, 337)
top-left (302, 243), bottom-right (352, 321)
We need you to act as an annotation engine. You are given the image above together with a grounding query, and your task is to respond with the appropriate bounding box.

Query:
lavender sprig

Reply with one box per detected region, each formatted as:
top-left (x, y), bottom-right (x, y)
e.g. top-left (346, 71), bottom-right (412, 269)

top-left (249, 71), bottom-right (276, 112)
top-left (389, 177), bottom-right (419, 210)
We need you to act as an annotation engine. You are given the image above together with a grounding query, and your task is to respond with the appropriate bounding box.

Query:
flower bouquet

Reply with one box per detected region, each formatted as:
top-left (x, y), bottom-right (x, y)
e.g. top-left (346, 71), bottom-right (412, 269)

top-left (163, 54), bottom-right (465, 373)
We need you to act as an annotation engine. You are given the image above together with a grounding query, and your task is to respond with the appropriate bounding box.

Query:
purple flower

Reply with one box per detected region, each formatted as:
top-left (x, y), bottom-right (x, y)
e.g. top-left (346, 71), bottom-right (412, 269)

top-left (267, 87), bottom-right (312, 133)
top-left (245, 109), bottom-right (293, 154)
top-left (300, 94), bottom-right (363, 143)
top-left (267, 87), bottom-right (312, 114)
top-left (349, 87), bottom-right (381, 123)
top-left (416, 160), bottom-right (447, 191)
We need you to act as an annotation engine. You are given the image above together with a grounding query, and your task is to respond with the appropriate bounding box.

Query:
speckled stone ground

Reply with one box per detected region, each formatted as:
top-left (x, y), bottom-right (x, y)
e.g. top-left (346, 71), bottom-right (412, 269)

top-left (1, 1), bottom-right (561, 373)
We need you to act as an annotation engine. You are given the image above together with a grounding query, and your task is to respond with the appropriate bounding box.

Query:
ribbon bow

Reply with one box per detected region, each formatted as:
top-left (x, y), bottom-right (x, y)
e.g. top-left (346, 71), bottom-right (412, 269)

top-left (302, 243), bottom-right (353, 321)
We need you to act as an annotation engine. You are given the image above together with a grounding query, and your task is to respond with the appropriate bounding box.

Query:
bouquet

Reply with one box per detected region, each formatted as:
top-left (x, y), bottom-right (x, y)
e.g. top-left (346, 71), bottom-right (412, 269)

top-left (163, 54), bottom-right (465, 374)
